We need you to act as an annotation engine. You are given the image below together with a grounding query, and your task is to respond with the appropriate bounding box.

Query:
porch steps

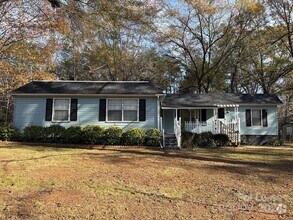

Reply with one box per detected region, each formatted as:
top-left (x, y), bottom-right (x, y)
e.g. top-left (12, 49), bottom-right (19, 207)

top-left (163, 134), bottom-right (180, 150)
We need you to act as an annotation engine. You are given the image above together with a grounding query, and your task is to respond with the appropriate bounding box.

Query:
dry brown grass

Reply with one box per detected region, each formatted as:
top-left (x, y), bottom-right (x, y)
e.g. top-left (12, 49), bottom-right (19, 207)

top-left (0, 142), bottom-right (292, 219)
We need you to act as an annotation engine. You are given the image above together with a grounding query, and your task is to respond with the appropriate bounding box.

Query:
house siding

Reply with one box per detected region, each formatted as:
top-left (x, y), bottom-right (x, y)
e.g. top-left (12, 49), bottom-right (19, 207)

top-left (14, 97), bottom-right (158, 131)
top-left (225, 106), bottom-right (278, 135)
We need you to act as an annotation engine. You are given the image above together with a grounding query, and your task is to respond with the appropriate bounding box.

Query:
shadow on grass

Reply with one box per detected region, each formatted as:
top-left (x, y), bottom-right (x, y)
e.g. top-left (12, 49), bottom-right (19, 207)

top-left (0, 142), bottom-right (96, 151)
top-left (88, 148), bottom-right (293, 174)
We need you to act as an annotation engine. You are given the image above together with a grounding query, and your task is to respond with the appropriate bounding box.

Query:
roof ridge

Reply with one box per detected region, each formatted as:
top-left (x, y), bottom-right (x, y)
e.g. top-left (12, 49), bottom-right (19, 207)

top-left (32, 80), bottom-right (150, 83)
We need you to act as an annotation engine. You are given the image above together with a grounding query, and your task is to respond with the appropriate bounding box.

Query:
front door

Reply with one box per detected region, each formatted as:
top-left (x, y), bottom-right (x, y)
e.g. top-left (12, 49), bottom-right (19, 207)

top-left (162, 109), bottom-right (175, 133)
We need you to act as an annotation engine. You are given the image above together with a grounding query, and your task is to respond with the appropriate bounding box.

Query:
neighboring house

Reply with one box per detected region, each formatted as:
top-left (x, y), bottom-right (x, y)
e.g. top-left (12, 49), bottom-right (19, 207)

top-left (11, 81), bottom-right (282, 147)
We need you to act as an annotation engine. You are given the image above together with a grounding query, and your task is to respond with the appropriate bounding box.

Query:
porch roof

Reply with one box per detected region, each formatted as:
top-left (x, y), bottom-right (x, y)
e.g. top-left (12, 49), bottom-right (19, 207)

top-left (161, 93), bottom-right (282, 108)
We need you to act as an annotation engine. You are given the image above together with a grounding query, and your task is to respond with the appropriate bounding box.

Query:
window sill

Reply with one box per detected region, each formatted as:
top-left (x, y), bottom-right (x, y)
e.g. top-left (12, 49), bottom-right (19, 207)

top-left (105, 121), bottom-right (140, 123)
top-left (51, 121), bottom-right (71, 123)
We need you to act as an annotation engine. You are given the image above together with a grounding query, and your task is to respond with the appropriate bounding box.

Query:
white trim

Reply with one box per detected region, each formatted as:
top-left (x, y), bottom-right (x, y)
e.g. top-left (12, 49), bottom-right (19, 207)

top-left (106, 98), bottom-right (139, 122)
top-left (52, 98), bottom-right (71, 122)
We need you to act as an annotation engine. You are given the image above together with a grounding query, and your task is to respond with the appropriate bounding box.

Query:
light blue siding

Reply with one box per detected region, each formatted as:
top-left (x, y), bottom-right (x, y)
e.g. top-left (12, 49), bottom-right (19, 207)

top-left (14, 97), bottom-right (158, 131)
top-left (238, 106), bottom-right (278, 135)
top-left (219, 106), bottom-right (278, 135)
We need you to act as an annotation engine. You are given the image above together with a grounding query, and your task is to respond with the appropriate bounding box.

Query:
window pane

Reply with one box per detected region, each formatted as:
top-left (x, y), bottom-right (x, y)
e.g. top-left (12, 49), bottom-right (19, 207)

top-left (54, 110), bottom-right (69, 121)
top-left (108, 110), bottom-right (122, 121)
top-left (124, 110), bottom-right (137, 121)
top-left (123, 99), bottom-right (138, 110)
top-left (252, 110), bottom-right (261, 126)
top-left (54, 99), bottom-right (69, 110)
top-left (218, 108), bottom-right (225, 119)
top-left (108, 99), bottom-right (122, 110)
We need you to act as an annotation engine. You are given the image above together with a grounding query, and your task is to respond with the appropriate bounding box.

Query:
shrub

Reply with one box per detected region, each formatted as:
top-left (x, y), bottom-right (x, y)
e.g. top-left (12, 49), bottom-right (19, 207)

top-left (104, 126), bottom-right (122, 145)
top-left (42, 125), bottom-right (66, 143)
top-left (145, 128), bottom-right (160, 147)
top-left (121, 128), bottom-right (145, 146)
top-left (213, 134), bottom-right (229, 147)
top-left (64, 126), bottom-right (84, 144)
top-left (82, 125), bottom-right (104, 145)
top-left (23, 125), bottom-right (45, 142)
top-left (181, 131), bottom-right (196, 148)
top-left (197, 132), bottom-right (214, 148)
top-left (0, 125), bottom-right (21, 141)
top-left (267, 136), bottom-right (283, 146)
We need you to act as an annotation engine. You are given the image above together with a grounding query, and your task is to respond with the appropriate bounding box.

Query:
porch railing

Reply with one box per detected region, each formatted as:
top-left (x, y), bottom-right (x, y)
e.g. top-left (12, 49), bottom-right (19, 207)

top-left (185, 120), bottom-right (214, 133)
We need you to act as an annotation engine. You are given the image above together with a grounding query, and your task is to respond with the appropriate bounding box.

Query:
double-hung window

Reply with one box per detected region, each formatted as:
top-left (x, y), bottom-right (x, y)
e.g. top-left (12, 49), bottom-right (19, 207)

top-left (53, 98), bottom-right (70, 121)
top-left (251, 109), bottom-right (262, 126)
top-left (246, 109), bottom-right (268, 127)
top-left (107, 99), bottom-right (138, 122)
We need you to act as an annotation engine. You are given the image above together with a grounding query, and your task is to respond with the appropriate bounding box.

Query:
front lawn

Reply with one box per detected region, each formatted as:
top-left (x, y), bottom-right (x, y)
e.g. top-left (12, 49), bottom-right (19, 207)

top-left (0, 142), bottom-right (292, 219)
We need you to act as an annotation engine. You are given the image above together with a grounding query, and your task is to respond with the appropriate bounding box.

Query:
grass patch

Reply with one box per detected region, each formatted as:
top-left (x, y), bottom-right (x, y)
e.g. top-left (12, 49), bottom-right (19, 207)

top-left (0, 142), bottom-right (292, 219)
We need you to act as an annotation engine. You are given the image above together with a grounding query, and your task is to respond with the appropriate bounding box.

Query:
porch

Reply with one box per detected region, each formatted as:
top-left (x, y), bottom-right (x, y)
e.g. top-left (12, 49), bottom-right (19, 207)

top-left (160, 105), bottom-right (241, 148)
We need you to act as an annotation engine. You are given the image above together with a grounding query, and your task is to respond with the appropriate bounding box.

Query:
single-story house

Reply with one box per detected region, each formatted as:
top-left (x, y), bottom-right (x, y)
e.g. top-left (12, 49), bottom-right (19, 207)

top-left (11, 80), bottom-right (282, 147)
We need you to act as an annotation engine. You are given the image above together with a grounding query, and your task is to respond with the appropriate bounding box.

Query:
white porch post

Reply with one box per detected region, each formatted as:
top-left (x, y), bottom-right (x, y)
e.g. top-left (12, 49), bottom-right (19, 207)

top-left (157, 96), bottom-right (160, 129)
top-left (213, 108), bottom-right (217, 133)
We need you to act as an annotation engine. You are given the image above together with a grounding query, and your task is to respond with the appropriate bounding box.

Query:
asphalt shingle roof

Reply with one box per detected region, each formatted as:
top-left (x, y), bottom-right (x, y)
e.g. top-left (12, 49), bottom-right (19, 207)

top-left (12, 81), bottom-right (163, 95)
top-left (162, 93), bottom-right (282, 107)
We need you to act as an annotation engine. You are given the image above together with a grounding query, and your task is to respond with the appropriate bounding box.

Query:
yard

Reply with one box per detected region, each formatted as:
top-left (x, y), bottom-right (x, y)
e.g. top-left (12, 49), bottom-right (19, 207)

top-left (0, 142), bottom-right (292, 219)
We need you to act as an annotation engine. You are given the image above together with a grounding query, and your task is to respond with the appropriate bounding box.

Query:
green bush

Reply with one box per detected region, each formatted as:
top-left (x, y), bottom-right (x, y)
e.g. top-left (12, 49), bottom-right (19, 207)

top-left (23, 125), bottom-right (45, 142)
top-left (145, 128), bottom-right (160, 147)
top-left (42, 125), bottom-right (66, 143)
top-left (213, 134), bottom-right (229, 147)
top-left (267, 136), bottom-right (283, 146)
top-left (181, 131), bottom-right (196, 148)
top-left (82, 125), bottom-right (104, 144)
top-left (64, 126), bottom-right (84, 144)
top-left (0, 125), bottom-right (21, 141)
top-left (122, 128), bottom-right (145, 146)
top-left (197, 132), bottom-right (214, 148)
top-left (104, 126), bottom-right (122, 145)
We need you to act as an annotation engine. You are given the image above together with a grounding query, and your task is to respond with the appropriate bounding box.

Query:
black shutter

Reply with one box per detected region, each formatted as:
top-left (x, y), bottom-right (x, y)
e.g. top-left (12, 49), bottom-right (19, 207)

top-left (70, 99), bottom-right (78, 121)
top-left (139, 99), bottom-right (146, 121)
top-left (201, 109), bottom-right (207, 122)
top-left (177, 109), bottom-right (181, 120)
top-left (246, 109), bottom-right (251, 127)
top-left (45, 99), bottom-right (53, 121)
top-left (262, 109), bottom-right (268, 127)
top-left (99, 99), bottom-right (106, 121)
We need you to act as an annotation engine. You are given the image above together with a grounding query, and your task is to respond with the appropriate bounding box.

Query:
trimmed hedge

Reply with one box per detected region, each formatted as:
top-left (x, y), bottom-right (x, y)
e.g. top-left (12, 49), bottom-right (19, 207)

top-left (121, 128), bottom-right (145, 146)
top-left (144, 128), bottom-right (160, 147)
top-left (103, 126), bottom-right (123, 145)
top-left (82, 125), bottom-right (104, 145)
top-left (43, 125), bottom-right (66, 143)
top-left (23, 125), bottom-right (44, 142)
top-left (64, 126), bottom-right (84, 144)
top-left (19, 125), bottom-right (161, 147)
top-left (182, 131), bottom-right (229, 148)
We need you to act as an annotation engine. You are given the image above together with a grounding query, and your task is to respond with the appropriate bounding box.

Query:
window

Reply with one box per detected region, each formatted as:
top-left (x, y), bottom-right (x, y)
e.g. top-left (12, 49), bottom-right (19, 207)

top-left (108, 99), bottom-right (122, 121)
top-left (251, 109), bottom-right (262, 126)
top-left (218, 108), bottom-right (225, 119)
top-left (53, 99), bottom-right (70, 121)
top-left (246, 109), bottom-right (268, 127)
top-left (107, 99), bottom-right (138, 122)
